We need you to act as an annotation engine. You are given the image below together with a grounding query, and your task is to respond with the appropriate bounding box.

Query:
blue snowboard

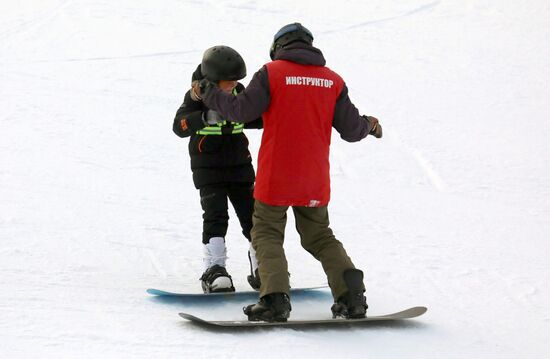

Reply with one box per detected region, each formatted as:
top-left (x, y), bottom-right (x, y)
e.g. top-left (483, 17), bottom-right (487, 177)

top-left (147, 285), bottom-right (329, 300)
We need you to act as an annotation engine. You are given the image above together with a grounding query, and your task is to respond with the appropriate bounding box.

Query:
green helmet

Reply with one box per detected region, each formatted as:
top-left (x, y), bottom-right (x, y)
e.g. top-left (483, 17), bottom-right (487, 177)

top-left (200, 46), bottom-right (246, 82)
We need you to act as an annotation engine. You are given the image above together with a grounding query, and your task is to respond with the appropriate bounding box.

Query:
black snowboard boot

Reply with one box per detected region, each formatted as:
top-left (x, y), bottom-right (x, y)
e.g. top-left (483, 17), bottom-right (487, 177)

top-left (200, 265), bottom-right (235, 293)
top-left (331, 269), bottom-right (368, 319)
top-left (247, 268), bottom-right (261, 291)
top-left (243, 293), bottom-right (291, 322)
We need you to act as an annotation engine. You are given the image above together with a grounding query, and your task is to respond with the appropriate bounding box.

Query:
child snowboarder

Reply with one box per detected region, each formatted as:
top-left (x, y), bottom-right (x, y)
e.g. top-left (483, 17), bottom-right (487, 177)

top-left (172, 45), bottom-right (263, 293)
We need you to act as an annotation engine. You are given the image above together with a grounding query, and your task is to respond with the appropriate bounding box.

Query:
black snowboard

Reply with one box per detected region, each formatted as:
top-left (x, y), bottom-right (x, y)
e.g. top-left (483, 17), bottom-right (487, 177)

top-left (179, 306), bottom-right (427, 328)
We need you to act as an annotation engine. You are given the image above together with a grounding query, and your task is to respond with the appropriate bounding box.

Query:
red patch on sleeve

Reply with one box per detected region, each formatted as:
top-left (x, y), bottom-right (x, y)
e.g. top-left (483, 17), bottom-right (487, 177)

top-left (180, 119), bottom-right (188, 131)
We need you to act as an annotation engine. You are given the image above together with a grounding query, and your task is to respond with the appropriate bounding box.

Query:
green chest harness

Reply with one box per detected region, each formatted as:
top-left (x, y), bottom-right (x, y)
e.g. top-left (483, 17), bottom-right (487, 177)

top-left (196, 88), bottom-right (244, 135)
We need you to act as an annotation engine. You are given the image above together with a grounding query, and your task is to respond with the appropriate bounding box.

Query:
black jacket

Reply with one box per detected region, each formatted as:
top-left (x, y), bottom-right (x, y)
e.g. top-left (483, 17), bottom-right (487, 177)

top-left (201, 43), bottom-right (375, 142)
top-left (173, 65), bottom-right (263, 188)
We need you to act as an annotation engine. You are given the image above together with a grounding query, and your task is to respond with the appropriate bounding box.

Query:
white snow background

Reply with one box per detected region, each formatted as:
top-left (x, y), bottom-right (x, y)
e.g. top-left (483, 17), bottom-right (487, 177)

top-left (1, 0), bottom-right (549, 358)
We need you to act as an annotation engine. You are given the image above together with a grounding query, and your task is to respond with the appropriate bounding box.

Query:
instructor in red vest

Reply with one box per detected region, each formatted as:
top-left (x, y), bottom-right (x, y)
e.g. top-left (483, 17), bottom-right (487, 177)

top-left (194, 22), bottom-right (382, 322)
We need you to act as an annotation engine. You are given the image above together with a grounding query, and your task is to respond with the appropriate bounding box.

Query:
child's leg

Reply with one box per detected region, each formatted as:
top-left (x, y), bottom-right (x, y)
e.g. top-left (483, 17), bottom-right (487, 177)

top-left (227, 182), bottom-right (260, 289)
top-left (198, 184), bottom-right (234, 293)
top-left (199, 184), bottom-right (230, 269)
top-left (226, 182), bottom-right (254, 240)
top-left (200, 184), bottom-right (229, 245)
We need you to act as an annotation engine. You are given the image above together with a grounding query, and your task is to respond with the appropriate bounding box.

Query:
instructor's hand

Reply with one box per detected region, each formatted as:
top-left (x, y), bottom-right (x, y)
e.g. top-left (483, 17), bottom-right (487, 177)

top-left (363, 116), bottom-right (382, 138)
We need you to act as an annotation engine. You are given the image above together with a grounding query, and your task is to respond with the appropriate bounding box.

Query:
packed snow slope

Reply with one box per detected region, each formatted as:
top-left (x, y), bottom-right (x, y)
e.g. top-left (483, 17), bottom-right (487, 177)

top-left (1, 1), bottom-right (549, 358)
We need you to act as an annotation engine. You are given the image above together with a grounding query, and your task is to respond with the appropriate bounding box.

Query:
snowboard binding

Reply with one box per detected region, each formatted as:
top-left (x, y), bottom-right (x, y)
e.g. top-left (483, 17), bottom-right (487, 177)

top-left (200, 265), bottom-right (235, 293)
top-left (243, 293), bottom-right (291, 322)
top-left (331, 269), bottom-right (368, 319)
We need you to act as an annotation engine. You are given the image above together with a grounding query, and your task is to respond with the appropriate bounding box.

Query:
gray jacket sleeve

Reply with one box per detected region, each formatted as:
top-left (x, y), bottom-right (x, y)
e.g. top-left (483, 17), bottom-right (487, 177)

top-left (201, 67), bottom-right (270, 123)
top-left (332, 84), bottom-right (375, 142)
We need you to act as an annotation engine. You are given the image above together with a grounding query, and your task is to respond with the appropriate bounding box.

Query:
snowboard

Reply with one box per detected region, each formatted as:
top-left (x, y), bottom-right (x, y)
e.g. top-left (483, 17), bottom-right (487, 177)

top-left (179, 306), bottom-right (427, 328)
top-left (147, 285), bottom-right (328, 299)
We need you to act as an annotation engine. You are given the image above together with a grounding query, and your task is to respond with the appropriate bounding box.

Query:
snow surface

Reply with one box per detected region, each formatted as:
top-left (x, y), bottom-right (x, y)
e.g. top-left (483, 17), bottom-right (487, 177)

top-left (1, 0), bottom-right (549, 358)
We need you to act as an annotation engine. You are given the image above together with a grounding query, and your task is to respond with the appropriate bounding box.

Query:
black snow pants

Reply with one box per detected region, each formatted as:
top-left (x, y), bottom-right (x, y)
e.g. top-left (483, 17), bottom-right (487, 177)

top-left (199, 182), bottom-right (254, 244)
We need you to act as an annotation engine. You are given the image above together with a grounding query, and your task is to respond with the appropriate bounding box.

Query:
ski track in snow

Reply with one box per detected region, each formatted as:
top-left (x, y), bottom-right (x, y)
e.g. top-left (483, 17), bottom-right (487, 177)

top-left (320, 1), bottom-right (441, 34)
top-left (0, 0), bottom-right (73, 44)
top-left (144, 248), bottom-right (168, 279)
top-left (3, 50), bottom-right (200, 65)
top-left (1, 1), bottom-right (550, 358)
top-left (382, 127), bottom-right (448, 192)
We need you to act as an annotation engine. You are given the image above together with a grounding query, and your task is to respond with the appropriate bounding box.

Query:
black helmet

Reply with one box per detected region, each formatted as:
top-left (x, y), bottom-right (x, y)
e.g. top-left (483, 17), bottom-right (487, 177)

top-left (270, 23), bottom-right (314, 60)
top-left (201, 45), bottom-right (246, 82)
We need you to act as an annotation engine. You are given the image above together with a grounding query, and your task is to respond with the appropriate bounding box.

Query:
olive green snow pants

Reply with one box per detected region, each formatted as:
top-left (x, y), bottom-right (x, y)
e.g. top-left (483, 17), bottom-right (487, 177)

top-left (251, 200), bottom-right (361, 301)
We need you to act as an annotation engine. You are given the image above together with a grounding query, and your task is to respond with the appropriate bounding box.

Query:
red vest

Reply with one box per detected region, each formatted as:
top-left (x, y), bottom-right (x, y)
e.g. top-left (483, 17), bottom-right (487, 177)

top-left (254, 60), bottom-right (344, 207)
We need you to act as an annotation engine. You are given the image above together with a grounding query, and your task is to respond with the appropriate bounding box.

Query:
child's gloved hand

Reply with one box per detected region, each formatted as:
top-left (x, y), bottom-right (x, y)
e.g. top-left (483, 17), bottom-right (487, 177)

top-left (192, 79), bottom-right (216, 99)
top-left (203, 110), bottom-right (224, 125)
top-left (190, 80), bottom-right (202, 101)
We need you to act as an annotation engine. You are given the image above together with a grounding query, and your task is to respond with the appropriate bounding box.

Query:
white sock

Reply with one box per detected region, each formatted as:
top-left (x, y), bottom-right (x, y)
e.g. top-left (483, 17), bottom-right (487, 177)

top-left (248, 243), bottom-right (259, 273)
top-left (203, 237), bottom-right (227, 270)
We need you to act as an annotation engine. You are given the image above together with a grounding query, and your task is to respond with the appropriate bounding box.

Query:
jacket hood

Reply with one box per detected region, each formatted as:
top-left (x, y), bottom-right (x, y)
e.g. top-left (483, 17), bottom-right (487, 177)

top-left (191, 64), bottom-right (203, 83)
top-left (273, 42), bottom-right (326, 66)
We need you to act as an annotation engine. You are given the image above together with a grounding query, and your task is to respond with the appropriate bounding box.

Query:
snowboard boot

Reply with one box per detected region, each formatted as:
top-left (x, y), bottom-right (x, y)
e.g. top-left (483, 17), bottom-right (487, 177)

top-left (331, 269), bottom-right (368, 319)
top-left (243, 293), bottom-right (291, 322)
top-left (200, 265), bottom-right (235, 293)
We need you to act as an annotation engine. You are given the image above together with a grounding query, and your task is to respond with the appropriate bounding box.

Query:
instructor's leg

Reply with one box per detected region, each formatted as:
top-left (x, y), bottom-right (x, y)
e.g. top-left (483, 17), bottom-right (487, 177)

top-left (293, 206), bottom-right (361, 300)
top-left (251, 200), bottom-right (289, 297)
